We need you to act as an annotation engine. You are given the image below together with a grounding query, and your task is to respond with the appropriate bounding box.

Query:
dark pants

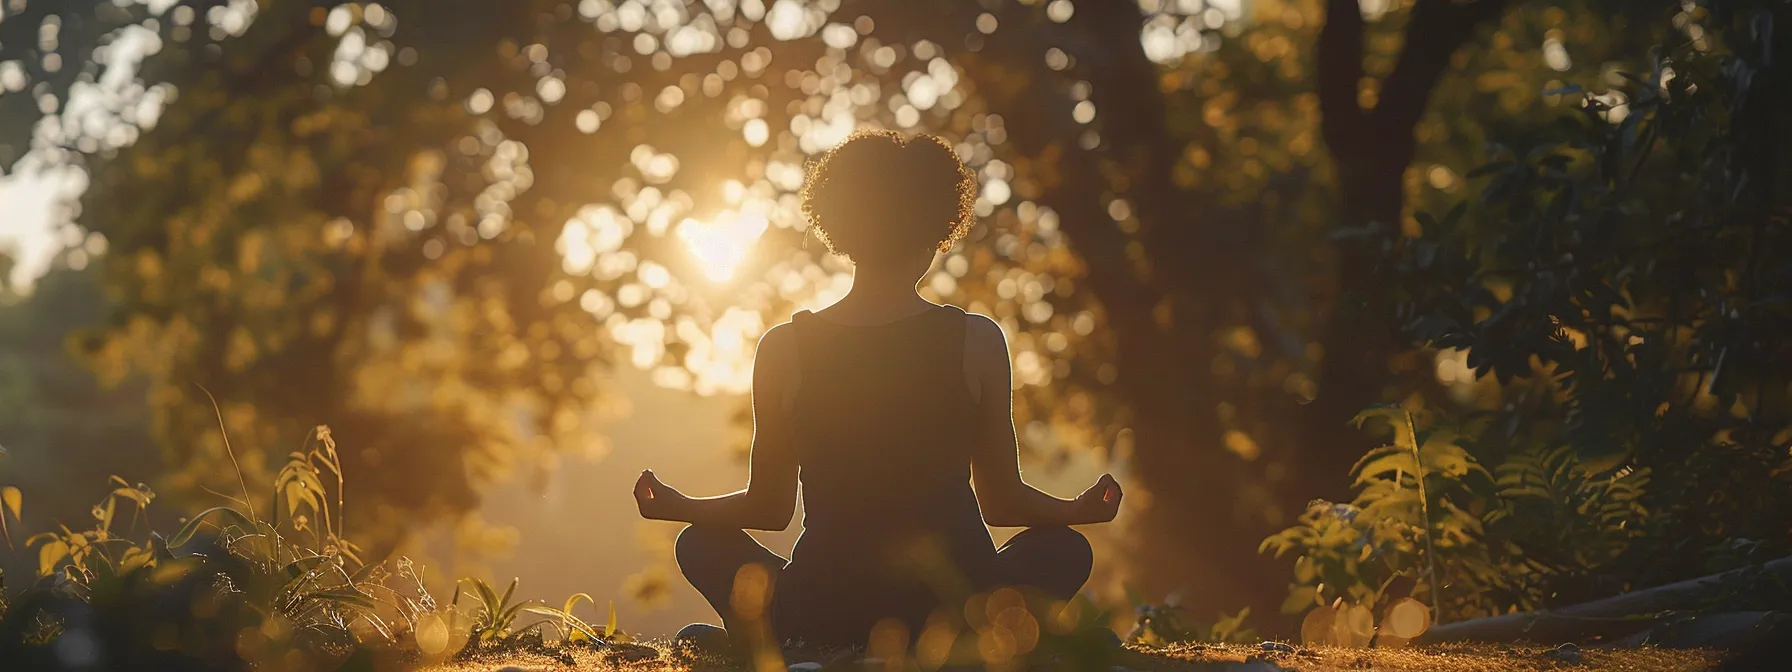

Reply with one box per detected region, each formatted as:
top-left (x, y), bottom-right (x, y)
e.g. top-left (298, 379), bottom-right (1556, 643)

top-left (674, 525), bottom-right (1093, 644)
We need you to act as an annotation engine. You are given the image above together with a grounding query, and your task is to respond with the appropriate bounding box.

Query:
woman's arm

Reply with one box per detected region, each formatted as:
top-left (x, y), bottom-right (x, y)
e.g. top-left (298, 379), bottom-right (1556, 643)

top-left (965, 315), bottom-right (1122, 527)
top-left (634, 324), bottom-right (800, 530)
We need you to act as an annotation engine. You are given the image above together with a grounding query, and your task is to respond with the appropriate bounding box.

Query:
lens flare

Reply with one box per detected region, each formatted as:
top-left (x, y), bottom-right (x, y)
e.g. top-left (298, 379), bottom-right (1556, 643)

top-left (677, 208), bottom-right (769, 281)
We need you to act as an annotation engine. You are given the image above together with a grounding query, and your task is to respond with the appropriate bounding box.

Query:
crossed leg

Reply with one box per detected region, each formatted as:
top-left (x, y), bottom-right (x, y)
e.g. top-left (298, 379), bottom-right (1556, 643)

top-left (673, 524), bottom-right (1092, 647)
top-left (673, 525), bottom-right (786, 647)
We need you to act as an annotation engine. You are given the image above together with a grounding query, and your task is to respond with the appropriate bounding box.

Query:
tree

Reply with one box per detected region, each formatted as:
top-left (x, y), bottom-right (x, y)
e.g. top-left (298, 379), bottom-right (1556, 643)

top-left (1265, 0), bottom-right (1791, 626)
top-left (1390, 0), bottom-right (1792, 592)
top-left (0, 0), bottom-right (1718, 626)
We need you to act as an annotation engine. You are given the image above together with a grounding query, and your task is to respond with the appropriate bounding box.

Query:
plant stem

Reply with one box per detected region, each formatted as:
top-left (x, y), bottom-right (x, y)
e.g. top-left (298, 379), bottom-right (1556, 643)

top-left (1406, 410), bottom-right (1443, 622)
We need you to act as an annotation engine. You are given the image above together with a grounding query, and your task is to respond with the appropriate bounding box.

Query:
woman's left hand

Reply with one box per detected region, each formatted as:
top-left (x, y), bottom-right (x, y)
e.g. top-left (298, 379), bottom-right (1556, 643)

top-left (634, 470), bottom-right (689, 521)
top-left (1071, 473), bottom-right (1123, 524)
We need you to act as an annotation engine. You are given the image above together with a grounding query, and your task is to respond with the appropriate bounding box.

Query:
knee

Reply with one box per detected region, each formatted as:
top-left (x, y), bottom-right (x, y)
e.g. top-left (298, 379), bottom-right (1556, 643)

top-left (674, 524), bottom-right (745, 569)
top-left (1019, 526), bottom-right (1093, 571)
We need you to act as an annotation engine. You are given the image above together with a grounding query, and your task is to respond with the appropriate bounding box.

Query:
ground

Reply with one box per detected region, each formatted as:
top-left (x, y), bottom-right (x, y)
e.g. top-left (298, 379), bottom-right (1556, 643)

top-left (422, 641), bottom-right (1724, 671)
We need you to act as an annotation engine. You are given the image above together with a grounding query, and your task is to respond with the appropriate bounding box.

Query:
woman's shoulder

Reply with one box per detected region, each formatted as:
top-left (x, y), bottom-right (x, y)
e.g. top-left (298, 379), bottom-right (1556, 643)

top-left (757, 320), bottom-right (800, 354)
top-left (961, 311), bottom-right (1009, 365)
top-left (961, 310), bottom-right (1003, 338)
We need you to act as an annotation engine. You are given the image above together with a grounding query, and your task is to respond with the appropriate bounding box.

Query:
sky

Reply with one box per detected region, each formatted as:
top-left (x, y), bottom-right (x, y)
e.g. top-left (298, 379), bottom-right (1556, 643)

top-left (0, 164), bottom-right (82, 289)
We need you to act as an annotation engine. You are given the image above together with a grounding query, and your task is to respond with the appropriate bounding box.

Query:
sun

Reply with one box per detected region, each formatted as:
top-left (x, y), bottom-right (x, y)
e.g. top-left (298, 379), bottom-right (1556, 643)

top-left (677, 206), bottom-right (770, 282)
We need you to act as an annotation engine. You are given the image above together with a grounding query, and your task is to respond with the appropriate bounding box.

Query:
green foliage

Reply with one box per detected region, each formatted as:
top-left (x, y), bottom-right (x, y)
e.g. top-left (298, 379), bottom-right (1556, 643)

top-left (1388, 0), bottom-right (1792, 593)
top-left (1127, 600), bottom-right (1258, 647)
top-left (1265, 0), bottom-right (1790, 632)
top-left (1263, 407), bottom-right (1654, 622)
top-left (0, 427), bottom-right (631, 671)
top-left (1490, 445), bottom-right (1649, 574)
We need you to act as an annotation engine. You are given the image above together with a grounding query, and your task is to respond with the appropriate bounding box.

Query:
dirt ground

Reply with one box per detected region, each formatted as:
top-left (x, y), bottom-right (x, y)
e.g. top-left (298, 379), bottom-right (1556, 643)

top-left (423, 640), bottom-right (1725, 671)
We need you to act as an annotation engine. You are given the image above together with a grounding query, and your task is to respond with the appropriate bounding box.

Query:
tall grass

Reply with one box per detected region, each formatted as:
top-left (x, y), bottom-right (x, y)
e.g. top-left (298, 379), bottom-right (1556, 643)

top-left (0, 425), bottom-right (635, 671)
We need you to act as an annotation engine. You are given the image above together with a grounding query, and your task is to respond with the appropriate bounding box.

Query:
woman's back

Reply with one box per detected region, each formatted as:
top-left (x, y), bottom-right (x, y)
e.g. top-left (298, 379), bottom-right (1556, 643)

top-left (775, 305), bottom-right (997, 640)
top-left (637, 130), bottom-right (1114, 650)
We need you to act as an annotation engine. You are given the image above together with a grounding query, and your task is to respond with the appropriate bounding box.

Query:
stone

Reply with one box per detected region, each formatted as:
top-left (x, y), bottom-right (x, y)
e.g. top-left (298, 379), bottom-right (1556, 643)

top-left (1259, 640), bottom-right (1296, 653)
top-left (1545, 642), bottom-right (1584, 665)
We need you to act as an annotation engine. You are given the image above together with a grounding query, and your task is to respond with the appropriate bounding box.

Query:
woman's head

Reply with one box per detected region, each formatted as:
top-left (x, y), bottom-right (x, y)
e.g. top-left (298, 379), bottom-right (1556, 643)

top-left (800, 130), bottom-right (976, 269)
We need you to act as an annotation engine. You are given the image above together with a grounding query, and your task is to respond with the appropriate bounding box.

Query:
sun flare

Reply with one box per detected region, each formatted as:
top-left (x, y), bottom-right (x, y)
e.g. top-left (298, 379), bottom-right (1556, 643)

top-left (677, 207), bottom-right (770, 282)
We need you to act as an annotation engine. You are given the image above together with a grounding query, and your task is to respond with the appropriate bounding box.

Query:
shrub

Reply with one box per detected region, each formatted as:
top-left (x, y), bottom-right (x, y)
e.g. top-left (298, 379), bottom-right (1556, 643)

top-left (1262, 406), bottom-right (1650, 630)
top-left (0, 426), bottom-right (625, 671)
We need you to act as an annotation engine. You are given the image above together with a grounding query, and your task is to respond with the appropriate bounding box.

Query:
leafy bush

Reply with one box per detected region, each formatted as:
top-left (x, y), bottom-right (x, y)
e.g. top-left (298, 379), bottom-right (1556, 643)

top-left (1386, 0), bottom-right (1791, 590)
top-left (1262, 406), bottom-right (1651, 628)
top-left (1265, 0), bottom-right (1791, 637)
top-left (0, 426), bottom-right (630, 671)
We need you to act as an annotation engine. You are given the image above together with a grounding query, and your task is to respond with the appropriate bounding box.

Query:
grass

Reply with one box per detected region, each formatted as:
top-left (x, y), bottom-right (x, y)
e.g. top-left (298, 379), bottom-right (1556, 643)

top-left (415, 641), bottom-right (1724, 671)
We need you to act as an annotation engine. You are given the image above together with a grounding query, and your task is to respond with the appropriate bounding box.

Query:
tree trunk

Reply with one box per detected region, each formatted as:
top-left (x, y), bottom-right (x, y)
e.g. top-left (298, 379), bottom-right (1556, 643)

top-left (1298, 0), bottom-right (1512, 506)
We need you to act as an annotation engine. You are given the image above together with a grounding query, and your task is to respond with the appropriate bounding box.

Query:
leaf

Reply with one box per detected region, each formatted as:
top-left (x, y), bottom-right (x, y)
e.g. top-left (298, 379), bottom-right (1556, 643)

top-left (111, 484), bottom-right (150, 508)
top-left (168, 506), bottom-right (257, 547)
top-left (466, 578), bottom-right (499, 613)
top-left (563, 592), bottom-right (595, 617)
top-left (1353, 452), bottom-right (1420, 486)
top-left (1, 485), bottom-right (19, 520)
top-left (520, 605), bottom-right (601, 641)
top-left (498, 577), bottom-right (518, 612)
top-left (312, 587), bottom-right (380, 612)
top-left (1349, 404), bottom-right (1407, 429)
top-left (37, 539), bottom-right (70, 577)
top-left (605, 600), bottom-right (618, 638)
top-left (120, 544), bottom-right (156, 572)
top-left (282, 556), bottom-right (330, 582)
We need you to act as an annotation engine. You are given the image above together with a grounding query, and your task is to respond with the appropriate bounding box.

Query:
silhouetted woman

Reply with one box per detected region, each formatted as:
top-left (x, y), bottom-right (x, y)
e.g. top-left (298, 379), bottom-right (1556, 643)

top-left (633, 130), bottom-right (1122, 648)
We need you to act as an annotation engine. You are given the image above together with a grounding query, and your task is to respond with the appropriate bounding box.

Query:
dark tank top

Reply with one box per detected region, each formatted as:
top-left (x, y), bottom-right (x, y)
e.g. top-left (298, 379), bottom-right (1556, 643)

top-left (773, 304), bottom-right (996, 642)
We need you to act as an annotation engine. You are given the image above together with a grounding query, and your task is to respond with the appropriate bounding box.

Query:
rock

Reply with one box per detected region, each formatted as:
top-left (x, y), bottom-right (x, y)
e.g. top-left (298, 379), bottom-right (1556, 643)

top-left (1545, 642), bottom-right (1583, 665)
top-left (1259, 640), bottom-right (1296, 653)
top-left (788, 663), bottom-right (824, 671)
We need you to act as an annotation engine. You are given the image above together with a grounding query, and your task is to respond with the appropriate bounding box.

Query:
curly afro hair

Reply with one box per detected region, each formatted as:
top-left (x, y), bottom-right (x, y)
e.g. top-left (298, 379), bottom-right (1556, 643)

top-left (799, 129), bottom-right (977, 262)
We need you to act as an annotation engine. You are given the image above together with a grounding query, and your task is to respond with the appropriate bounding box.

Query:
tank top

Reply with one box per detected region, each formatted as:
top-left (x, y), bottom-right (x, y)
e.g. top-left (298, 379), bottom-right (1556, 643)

top-left (773, 304), bottom-right (996, 642)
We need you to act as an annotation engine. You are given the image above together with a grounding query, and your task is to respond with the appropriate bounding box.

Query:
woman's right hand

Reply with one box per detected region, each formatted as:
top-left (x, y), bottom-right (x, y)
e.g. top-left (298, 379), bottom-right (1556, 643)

top-left (1071, 474), bottom-right (1124, 524)
top-left (634, 470), bottom-right (688, 521)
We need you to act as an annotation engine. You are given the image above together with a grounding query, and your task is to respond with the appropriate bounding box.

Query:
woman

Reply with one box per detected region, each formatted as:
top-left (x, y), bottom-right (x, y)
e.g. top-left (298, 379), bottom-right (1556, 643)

top-left (633, 130), bottom-right (1122, 648)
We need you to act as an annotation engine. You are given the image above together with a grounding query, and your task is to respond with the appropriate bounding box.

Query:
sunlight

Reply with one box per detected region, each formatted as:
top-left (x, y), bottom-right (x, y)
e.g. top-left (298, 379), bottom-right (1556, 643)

top-left (676, 206), bottom-right (770, 282)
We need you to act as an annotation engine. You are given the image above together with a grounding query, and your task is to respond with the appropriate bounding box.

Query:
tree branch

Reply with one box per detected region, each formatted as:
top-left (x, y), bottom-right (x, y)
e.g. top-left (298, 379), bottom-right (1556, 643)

top-left (1318, 0), bottom-right (1369, 158)
top-left (1374, 0), bottom-right (1511, 137)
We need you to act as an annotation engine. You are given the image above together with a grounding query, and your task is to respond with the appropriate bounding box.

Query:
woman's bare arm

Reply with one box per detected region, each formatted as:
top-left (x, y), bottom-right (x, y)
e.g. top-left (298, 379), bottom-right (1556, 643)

top-left (634, 324), bottom-right (800, 530)
top-left (965, 315), bottom-right (1121, 527)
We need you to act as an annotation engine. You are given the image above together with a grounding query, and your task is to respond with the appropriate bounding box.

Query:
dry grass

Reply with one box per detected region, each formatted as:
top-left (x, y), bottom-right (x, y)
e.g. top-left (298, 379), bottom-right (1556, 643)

top-left (420, 640), bottom-right (1725, 672)
top-left (1150, 642), bottom-right (1722, 672)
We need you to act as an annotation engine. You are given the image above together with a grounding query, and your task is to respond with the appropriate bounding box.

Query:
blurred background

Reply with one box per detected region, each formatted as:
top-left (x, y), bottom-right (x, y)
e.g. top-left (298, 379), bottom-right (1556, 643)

top-left (2, 0), bottom-right (1787, 641)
